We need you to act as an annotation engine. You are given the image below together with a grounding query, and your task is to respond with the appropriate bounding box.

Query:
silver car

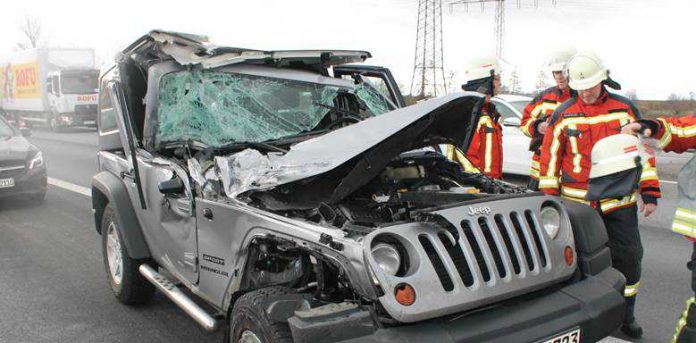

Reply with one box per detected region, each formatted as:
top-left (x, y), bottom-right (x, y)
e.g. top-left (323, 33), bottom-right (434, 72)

top-left (91, 31), bottom-right (625, 343)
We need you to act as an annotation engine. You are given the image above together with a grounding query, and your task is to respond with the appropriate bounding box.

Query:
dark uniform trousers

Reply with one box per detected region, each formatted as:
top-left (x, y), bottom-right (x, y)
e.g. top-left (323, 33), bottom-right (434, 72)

top-left (675, 243), bottom-right (696, 342)
top-left (599, 204), bottom-right (643, 323)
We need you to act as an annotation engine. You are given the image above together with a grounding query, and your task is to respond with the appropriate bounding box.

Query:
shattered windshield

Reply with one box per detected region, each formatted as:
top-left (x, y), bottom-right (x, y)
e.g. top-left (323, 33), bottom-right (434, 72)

top-left (156, 70), bottom-right (394, 147)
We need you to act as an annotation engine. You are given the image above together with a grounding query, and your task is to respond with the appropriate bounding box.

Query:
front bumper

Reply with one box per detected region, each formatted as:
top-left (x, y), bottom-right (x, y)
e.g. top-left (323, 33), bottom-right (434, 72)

top-left (0, 167), bottom-right (47, 198)
top-left (291, 268), bottom-right (625, 343)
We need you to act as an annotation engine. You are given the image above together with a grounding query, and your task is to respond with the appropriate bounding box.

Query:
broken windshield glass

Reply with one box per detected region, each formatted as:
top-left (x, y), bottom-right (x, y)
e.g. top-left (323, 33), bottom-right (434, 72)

top-left (156, 70), bottom-right (392, 148)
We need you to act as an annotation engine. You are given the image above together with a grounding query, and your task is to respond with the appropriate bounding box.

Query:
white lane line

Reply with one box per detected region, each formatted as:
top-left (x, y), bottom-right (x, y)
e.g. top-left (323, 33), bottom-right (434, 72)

top-left (661, 179), bottom-right (678, 185)
top-left (47, 177), bottom-right (91, 197)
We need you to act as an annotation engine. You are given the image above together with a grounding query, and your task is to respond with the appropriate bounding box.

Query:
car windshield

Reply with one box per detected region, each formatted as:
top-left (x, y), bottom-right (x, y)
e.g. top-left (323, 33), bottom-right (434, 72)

top-left (509, 100), bottom-right (529, 114)
top-left (0, 118), bottom-right (16, 137)
top-left (156, 70), bottom-right (394, 147)
top-left (61, 72), bottom-right (98, 94)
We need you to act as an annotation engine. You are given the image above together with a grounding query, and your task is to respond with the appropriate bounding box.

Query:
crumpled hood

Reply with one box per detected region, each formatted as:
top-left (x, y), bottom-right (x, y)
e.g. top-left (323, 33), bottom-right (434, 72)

top-left (219, 92), bottom-right (484, 209)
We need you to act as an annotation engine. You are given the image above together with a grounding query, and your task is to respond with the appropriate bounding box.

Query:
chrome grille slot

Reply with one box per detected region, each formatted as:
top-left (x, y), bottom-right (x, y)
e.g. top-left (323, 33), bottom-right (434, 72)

top-left (494, 214), bottom-right (522, 275)
top-left (460, 220), bottom-right (491, 283)
top-left (525, 210), bottom-right (549, 268)
top-left (418, 234), bottom-right (454, 291)
top-left (478, 217), bottom-right (507, 279)
top-left (437, 231), bottom-right (474, 287)
top-left (510, 212), bottom-right (536, 271)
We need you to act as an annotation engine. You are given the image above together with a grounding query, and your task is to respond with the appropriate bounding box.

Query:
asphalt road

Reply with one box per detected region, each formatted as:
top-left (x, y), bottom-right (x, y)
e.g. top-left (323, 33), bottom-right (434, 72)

top-left (0, 127), bottom-right (692, 343)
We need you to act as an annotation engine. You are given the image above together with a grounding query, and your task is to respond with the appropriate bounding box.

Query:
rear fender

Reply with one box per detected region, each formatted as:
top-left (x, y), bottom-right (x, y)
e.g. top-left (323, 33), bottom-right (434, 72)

top-left (91, 171), bottom-right (150, 259)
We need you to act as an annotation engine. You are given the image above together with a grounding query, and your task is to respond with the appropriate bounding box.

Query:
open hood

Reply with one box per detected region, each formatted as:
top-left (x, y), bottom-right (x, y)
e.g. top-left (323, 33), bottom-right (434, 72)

top-left (220, 93), bottom-right (484, 209)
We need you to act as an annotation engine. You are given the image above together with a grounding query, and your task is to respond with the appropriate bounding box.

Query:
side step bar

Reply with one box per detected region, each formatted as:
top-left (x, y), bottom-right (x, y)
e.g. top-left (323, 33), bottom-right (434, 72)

top-left (139, 265), bottom-right (219, 332)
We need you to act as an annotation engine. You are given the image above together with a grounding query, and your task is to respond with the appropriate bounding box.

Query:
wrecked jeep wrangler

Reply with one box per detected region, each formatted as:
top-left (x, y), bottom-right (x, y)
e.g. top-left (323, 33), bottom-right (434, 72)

top-left (92, 31), bottom-right (625, 343)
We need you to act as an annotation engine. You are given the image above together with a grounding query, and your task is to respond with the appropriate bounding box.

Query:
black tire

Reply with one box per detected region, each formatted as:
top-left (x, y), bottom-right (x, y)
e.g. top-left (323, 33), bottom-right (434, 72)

top-left (101, 204), bottom-right (155, 305)
top-left (230, 286), bottom-right (295, 343)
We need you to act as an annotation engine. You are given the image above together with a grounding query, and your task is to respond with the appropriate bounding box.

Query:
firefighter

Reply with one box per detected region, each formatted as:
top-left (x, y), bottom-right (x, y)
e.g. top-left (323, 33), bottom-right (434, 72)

top-left (520, 48), bottom-right (577, 190)
top-left (538, 52), bottom-right (661, 338)
top-left (458, 57), bottom-right (503, 179)
top-left (622, 115), bottom-right (696, 342)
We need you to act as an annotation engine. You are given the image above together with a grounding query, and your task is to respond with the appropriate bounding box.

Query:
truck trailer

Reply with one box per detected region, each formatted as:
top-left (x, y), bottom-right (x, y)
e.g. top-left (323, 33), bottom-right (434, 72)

top-left (0, 48), bottom-right (99, 132)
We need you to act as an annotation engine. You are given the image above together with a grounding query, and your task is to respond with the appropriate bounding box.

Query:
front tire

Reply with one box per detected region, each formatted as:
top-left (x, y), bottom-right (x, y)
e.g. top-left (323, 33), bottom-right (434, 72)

top-left (230, 286), bottom-right (294, 343)
top-left (101, 204), bottom-right (155, 305)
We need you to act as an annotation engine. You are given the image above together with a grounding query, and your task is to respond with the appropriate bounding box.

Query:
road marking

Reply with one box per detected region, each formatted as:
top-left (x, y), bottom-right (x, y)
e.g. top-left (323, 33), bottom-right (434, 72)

top-left (47, 177), bottom-right (91, 197)
top-left (661, 179), bottom-right (678, 185)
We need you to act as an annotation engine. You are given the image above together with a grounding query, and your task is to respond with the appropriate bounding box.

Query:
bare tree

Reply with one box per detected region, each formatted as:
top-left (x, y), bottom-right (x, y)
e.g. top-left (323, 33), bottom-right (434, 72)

top-left (508, 67), bottom-right (521, 94)
top-left (667, 93), bottom-right (683, 101)
top-left (535, 69), bottom-right (549, 94)
top-left (16, 15), bottom-right (43, 50)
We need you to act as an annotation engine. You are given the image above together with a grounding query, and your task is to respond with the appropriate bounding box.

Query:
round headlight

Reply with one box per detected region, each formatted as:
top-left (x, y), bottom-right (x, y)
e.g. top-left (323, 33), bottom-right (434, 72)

top-left (371, 243), bottom-right (401, 276)
top-left (540, 206), bottom-right (561, 239)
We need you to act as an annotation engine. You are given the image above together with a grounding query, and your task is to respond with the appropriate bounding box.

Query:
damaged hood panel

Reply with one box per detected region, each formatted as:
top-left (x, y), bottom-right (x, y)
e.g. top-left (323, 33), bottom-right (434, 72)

top-left (224, 93), bottom-right (483, 208)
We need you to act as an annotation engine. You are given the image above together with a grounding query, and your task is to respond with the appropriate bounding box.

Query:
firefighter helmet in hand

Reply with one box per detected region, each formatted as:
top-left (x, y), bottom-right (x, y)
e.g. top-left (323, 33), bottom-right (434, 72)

top-left (589, 133), bottom-right (648, 179)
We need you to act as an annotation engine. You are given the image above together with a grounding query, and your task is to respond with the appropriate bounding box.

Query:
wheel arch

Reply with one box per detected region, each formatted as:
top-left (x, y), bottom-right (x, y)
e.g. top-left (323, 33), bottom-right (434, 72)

top-left (92, 171), bottom-right (151, 259)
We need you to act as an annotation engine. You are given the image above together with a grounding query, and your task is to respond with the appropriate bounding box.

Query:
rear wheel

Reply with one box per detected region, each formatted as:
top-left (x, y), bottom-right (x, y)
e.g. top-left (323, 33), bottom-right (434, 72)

top-left (230, 286), bottom-right (294, 343)
top-left (101, 204), bottom-right (155, 305)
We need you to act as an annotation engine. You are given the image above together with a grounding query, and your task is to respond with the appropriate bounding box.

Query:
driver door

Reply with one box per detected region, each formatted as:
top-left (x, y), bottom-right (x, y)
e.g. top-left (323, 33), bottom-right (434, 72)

top-left (108, 80), bottom-right (199, 284)
top-left (333, 65), bottom-right (406, 108)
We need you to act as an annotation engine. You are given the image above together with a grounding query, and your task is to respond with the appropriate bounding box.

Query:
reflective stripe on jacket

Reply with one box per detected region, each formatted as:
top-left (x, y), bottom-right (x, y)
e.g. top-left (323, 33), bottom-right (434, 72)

top-left (520, 87), bottom-right (573, 180)
top-left (439, 144), bottom-right (480, 173)
top-left (653, 115), bottom-right (696, 238)
top-left (466, 103), bottom-right (503, 179)
top-left (538, 89), bottom-right (661, 214)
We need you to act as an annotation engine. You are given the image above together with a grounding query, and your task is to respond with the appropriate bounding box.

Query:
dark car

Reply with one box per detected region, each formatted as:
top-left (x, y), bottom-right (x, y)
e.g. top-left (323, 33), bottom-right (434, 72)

top-left (0, 116), bottom-right (47, 202)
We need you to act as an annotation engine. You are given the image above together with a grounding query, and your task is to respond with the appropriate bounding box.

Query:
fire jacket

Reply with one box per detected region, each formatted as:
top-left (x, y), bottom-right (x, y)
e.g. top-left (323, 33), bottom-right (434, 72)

top-left (520, 87), bottom-right (574, 180)
top-left (538, 89), bottom-right (661, 213)
top-left (439, 144), bottom-right (480, 173)
top-left (466, 102), bottom-right (503, 179)
top-left (652, 115), bottom-right (696, 239)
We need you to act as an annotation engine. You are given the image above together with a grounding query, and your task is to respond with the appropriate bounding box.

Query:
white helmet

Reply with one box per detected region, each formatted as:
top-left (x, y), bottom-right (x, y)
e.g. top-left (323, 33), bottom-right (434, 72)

top-left (589, 134), bottom-right (649, 179)
top-left (547, 48), bottom-right (577, 72)
top-left (566, 51), bottom-right (621, 91)
top-left (464, 56), bottom-right (501, 83)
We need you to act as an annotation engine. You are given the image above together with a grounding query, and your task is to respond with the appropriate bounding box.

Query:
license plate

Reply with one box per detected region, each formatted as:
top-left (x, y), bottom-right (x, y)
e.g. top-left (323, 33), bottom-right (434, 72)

top-left (0, 178), bottom-right (15, 189)
top-left (541, 328), bottom-right (580, 343)
top-left (84, 120), bottom-right (95, 125)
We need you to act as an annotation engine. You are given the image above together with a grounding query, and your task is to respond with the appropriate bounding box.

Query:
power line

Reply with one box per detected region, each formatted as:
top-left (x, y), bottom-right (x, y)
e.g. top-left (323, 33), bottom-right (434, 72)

top-left (410, 0), bottom-right (447, 97)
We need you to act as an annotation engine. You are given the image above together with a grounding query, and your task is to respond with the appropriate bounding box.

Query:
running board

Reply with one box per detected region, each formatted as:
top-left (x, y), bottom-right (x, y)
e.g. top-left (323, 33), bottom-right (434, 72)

top-left (139, 265), bottom-right (219, 332)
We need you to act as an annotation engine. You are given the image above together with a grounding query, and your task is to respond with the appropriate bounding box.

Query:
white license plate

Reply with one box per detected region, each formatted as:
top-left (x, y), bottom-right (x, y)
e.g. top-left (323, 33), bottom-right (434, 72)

top-left (541, 328), bottom-right (580, 343)
top-left (0, 178), bottom-right (15, 189)
top-left (84, 120), bottom-right (95, 125)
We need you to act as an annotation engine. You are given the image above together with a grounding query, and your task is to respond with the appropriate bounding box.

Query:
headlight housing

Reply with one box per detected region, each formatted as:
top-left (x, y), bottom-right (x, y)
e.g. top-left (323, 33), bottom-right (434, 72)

top-left (371, 243), bottom-right (401, 276)
top-left (29, 151), bottom-right (44, 169)
top-left (540, 205), bottom-right (561, 239)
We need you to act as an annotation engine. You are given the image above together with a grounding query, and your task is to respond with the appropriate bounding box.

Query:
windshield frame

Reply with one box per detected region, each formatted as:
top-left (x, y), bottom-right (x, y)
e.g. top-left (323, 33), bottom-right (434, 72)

top-left (0, 117), bottom-right (18, 137)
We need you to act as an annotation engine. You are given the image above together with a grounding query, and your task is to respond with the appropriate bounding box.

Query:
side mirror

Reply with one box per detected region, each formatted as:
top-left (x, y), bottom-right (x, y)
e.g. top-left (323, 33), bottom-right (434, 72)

top-left (20, 127), bottom-right (31, 137)
top-left (503, 117), bottom-right (521, 127)
top-left (158, 177), bottom-right (185, 195)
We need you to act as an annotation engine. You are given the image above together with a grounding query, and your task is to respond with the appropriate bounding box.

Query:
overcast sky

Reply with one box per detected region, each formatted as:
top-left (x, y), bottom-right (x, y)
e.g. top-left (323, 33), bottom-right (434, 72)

top-left (0, 0), bottom-right (693, 100)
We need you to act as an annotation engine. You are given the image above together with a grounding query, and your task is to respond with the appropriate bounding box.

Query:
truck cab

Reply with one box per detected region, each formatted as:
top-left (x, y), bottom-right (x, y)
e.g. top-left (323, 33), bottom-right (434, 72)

top-left (91, 31), bottom-right (626, 343)
top-left (45, 69), bottom-right (99, 130)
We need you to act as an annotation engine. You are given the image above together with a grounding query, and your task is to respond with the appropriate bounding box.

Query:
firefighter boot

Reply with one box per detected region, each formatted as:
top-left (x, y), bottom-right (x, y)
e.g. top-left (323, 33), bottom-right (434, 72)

top-left (674, 298), bottom-right (696, 343)
top-left (621, 297), bottom-right (643, 338)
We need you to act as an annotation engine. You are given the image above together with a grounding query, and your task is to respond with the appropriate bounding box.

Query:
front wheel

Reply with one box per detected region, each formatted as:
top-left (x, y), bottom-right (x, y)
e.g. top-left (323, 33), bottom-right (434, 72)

top-left (101, 204), bottom-right (155, 305)
top-left (230, 286), bottom-right (295, 343)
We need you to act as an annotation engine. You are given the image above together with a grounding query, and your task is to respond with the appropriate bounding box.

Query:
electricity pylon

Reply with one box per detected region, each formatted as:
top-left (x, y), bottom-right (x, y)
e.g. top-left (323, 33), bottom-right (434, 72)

top-left (410, 0), bottom-right (447, 97)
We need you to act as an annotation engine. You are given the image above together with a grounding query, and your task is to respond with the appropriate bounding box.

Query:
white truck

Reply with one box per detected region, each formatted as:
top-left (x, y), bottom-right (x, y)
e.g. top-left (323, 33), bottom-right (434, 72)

top-left (0, 48), bottom-right (99, 131)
